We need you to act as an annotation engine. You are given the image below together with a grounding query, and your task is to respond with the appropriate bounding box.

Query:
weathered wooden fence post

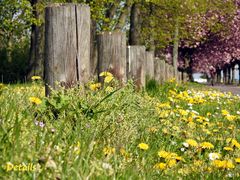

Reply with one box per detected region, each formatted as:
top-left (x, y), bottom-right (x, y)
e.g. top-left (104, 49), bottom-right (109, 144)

top-left (178, 71), bottom-right (181, 83)
top-left (127, 46), bottom-right (146, 88)
top-left (97, 32), bottom-right (127, 82)
top-left (169, 65), bottom-right (174, 80)
top-left (154, 57), bottom-right (161, 84)
top-left (165, 64), bottom-right (173, 81)
top-left (159, 59), bottom-right (166, 84)
top-left (145, 51), bottom-right (155, 80)
top-left (164, 63), bottom-right (168, 81)
top-left (90, 20), bottom-right (98, 78)
top-left (183, 72), bottom-right (188, 82)
top-left (44, 4), bottom-right (90, 95)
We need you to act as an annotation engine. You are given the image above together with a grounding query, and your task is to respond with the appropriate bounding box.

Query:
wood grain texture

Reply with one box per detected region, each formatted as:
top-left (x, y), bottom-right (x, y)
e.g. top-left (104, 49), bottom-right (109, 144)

top-left (44, 4), bottom-right (90, 95)
top-left (159, 59), bottom-right (166, 84)
top-left (168, 65), bottom-right (174, 80)
top-left (97, 32), bottom-right (127, 82)
top-left (178, 72), bottom-right (181, 82)
top-left (45, 4), bottom-right (77, 95)
top-left (165, 63), bottom-right (170, 81)
top-left (145, 51), bottom-right (154, 79)
top-left (90, 20), bottom-right (98, 78)
top-left (154, 57), bottom-right (161, 83)
top-left (76, 5), bottom-right (91, 83)
top-left (127, 46), bottom-right (146, 88)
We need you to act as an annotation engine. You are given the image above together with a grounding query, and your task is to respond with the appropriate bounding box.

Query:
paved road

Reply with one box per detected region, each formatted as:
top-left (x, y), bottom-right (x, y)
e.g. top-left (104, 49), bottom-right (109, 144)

top-left (209, 85), bottom-right (240, 95)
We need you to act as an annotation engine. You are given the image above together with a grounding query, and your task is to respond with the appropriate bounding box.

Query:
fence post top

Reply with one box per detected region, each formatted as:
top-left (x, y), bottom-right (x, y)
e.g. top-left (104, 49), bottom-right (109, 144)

top-left (46, 3), bottom-right (90, 8)
top-left (127, 45), bottom-right (146, 49)
top-left (98, 31), bottom-right (126, 36)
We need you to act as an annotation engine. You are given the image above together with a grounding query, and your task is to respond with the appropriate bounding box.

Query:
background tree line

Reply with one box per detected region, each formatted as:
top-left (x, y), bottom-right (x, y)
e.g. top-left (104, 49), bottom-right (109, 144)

top-left (0, 0), bottom-right (237, 83)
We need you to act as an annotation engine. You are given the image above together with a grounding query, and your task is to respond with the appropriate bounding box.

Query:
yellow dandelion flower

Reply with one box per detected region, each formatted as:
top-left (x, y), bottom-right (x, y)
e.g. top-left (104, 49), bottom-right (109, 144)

top-left (200, 142), bottom-right (214, 149)
top-left (31, 76), bottom-right (41, 80)
top-left (178, 109), bottom-right (188, 116)
top-left (99, 71), bottom-right (113, 77)
top-left (186, 139), bottom-right (198, 147)
top-left (235, 158), bottom-right (240, 163)
top-left (226, 161), bottom-right (235, 169)
top-left (226, 115), bottom-right (236, 121)
top-left (167, 159), bottom-right (177, 167)
top-left (105, 86), bottom-right (114, 92)
top-left (175, 156), bottom-right (183, 161)
top-left (223, 147), bottom-right (233, 151)
top-left (213, 160), bottom-right (225, 168)
top-left (213, 160), bottom-right (235, 169)
top-left (158, 151), bottom-right (171, 158)
top-left (89, 83), bottom-right (101, 91)
top-left (29, 97), bottom-right (42, 105)
top-left (154, 162), bottom-right (166, 170)
top-left (138, 143), bottom-right (149, 150)
top-left (221, 109), bottom-right (229, 116)
top-left (232, 140), bottom-right (240, 148)
top-left (104, 75), bottom-right (114, 83)
top-left (207, 112), bottom-right (211, 116)
top-left (103, 146), bottom-right (115, 156)
top-left (168, 152), bottom-right (178, 159)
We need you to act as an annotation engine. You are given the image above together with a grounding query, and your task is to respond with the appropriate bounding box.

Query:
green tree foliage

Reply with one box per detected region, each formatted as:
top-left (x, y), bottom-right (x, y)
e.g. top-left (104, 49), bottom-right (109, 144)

top-left (141, 0), bottom-right (236, 50)
top-left (0, 0), bottom-right (38, 62)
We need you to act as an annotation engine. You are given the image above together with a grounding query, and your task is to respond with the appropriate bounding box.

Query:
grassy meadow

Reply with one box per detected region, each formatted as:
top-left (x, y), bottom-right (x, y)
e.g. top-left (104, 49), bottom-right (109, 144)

top-left (1, 74), bottom-right (240, 179)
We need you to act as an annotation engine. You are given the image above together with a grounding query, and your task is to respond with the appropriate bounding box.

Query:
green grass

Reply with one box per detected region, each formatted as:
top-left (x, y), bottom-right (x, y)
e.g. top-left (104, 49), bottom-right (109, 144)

top-left (1, 79), bottom-right (240, 179)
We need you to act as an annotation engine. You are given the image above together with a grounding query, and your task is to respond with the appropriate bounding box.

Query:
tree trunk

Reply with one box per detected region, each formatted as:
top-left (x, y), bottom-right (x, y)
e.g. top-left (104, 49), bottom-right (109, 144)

top-left (129, 3), bottom-right (142, 45)
top-left (173, 19), bottom-right (179, 79)
top-left (227, 66), bottom-right (231, 84)
top-left (27, 0), bottom-right (44, 79)
top-left (223, 68), bottom-right (227, 84)
top-left (186, 57), bottom-right (193, 82)
top-left (6, 37), bottom-right (12, 63)
top-left (115, 1), bottom-right (130, 31)
top-left (216, 68), bottom-right (221, 83)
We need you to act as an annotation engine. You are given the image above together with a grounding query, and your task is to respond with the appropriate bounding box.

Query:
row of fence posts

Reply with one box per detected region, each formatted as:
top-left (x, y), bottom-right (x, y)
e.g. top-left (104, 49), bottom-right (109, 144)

top-left (44, 4), bottom-right (188, 95)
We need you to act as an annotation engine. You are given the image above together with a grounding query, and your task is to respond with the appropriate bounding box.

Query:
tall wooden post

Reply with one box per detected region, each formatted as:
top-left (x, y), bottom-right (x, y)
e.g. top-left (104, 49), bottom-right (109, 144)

top-left (90, 20), bottom-right (98, 78)
top-left (166, 64), bottom-right (174, 81)
top-left (154, 57), bottom-right (161, 84)
top-left (178, 71), bottom-right (181, 83)
top-left (159, 59), bottom-right (166, 84)
top-left (127, 46), bottom-right (146, 88)
top-left (98, 32), bottom-right (127, 82)
top-left (145, 51), bottom-right (154, 80)
top-left (44, 4), bottom-right (90, 95)
top-left (165, 63), bottom-right (169, 81)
